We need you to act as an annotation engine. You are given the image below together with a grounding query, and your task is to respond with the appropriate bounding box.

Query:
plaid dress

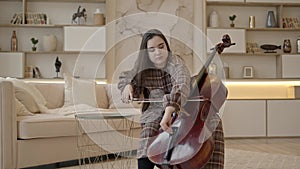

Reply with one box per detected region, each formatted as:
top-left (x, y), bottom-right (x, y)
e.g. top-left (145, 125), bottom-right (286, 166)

top-left (119, 55), bottom-right (191, 157)
top-left (201, 115), bottom-right (225, 169)
top-left (118, 54), bottom-right (224, 168)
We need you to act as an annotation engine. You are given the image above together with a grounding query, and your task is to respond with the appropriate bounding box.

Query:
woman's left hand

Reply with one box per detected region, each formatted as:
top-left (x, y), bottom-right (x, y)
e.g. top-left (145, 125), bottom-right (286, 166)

top-left (160, 106), bottom-right (175, 134)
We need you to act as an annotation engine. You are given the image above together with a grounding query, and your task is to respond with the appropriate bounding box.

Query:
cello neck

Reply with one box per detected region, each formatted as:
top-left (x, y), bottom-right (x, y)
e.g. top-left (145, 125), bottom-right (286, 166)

top-left (191, 47), bottom-right (217, 90)
top-left (191, 34), bottom-right (236, 90)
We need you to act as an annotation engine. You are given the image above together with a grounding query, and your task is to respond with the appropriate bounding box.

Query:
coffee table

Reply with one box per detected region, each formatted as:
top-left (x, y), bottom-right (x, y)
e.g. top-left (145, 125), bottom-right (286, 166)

top-left (75, 111), bottom-right (140, 169)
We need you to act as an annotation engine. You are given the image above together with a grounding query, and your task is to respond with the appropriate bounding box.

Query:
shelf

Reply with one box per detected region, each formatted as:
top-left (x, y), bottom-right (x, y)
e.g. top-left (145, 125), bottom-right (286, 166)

top-left (0, 24), bottom-right (59, 28)
top-left (207, 1), bottom-right (300, 7)
top-left (220, 52), bottom-right (281, 56)
top-left (0, 0), bottom-right (106, 2)
top-left (207, 27), bottom-right (300, 31)
top-left (22, 78), bottom-right (107, 84)
top-left (25, 51), bottom-right (105, 54)
top-left (207, 2), bottom-right (277, 6)
top-left (224, 78), bottom-right (300, 100)
top-left (246, 28), bottom-right (300, 31)
top-left (0, 0), bottom-right (22, 1)
top-left (221, 53), bottom-right (300, 56)
top-left (0, 24), bottom-right (105, 28)
top-left (0, 51), bottom-right (105, 54)
top-left (26, 0), bottom-right (105, 3)
top-left (225, 78), bottom-right (300, 84)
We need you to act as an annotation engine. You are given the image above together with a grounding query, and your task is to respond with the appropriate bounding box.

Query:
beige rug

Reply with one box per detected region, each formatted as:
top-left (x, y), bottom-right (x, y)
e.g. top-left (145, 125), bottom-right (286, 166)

top-left (64, 149), bottom-right (300, 169)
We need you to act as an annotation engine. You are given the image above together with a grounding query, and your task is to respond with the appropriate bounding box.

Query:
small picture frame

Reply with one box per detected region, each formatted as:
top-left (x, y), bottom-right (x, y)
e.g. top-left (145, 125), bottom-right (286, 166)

top-left (243, 66), bottom-right (254, 78)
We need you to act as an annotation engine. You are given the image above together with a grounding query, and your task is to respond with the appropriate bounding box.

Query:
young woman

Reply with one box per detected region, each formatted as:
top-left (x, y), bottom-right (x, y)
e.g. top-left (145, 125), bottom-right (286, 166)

top-left (118, 29), bottom-right (224, 169)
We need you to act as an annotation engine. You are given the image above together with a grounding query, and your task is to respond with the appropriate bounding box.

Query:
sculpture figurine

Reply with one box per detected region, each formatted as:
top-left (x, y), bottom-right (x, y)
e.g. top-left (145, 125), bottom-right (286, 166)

top-left (260, 44), bottom-right (281, 53)
top-left (55, 56), bottom-right (62, 78)
top-left (71, 5), bottom-right (87, 24)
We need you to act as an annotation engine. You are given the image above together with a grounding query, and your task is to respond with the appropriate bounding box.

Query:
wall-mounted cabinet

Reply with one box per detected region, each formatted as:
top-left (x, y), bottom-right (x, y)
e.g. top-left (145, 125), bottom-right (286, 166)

top-left (207, 0), bottom-right (244, 2)
top-left (223, 79), bottom-right (300, 137)
top-left (0, 52), bottom-right (24, 78)
top-left (207, 0), bottom-right (300, 4)
top-left (267, 100), bottom-right (300, 137)
top-left (223, 98), bottom-right (300, 137)
top-left (247, 0), bottom-right (300, 3)
top-left (222, 100), bottom-right (266, 137)
top-left (0, 0), bottom-right (106, 79)
top-left (64, 26), bottom-right (105, 52)
top-left (281, 54), bottom-right (300, 78)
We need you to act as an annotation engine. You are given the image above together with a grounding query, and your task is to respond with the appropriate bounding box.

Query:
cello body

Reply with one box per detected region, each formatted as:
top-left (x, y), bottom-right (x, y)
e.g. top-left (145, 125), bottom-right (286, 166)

top-left (147, 72), bottom-right (227, 169)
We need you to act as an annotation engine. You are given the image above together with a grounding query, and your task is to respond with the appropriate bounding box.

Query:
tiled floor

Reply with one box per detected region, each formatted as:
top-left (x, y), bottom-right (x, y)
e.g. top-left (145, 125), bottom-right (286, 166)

top-left (224, 149), bottom-right (300, 169)
top-left (63, 148), bottom-right (300, 169)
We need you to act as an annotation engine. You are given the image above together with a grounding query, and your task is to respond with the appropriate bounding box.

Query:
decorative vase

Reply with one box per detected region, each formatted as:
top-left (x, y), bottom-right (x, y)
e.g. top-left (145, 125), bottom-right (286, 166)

top-left (209, 11), bottom-right (219, 27)
top-left (43, 35), bottom-right (57, 51)
top-left (283, 39), bottom-right (292, 53)
top-left (249, 16), bottom-right (255, 28)
top-left (266, 11), bottom-right (276, 28)
top-left (93, 8), bottom-right (105, 25)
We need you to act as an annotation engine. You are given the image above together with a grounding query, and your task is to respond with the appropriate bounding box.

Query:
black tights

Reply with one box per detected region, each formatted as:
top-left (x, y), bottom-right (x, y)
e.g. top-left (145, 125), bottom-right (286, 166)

top-left (138, 157), bottom-right (155, 169)
top-left (138, 157), bottom-right (176, 169)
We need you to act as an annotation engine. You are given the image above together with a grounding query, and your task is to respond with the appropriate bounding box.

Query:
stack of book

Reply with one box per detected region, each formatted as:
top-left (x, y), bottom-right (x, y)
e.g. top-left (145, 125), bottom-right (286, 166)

top-left (10, 13), bottom-right (48, 25)
top-left (282, 17), bottom-right (300, 28)
top-left (10, 13), bottom-right (23, 24)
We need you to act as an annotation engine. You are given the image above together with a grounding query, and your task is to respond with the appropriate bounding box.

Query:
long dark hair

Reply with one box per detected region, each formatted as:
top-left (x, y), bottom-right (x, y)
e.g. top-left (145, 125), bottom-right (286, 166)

top-left (131, 29), bottom-right (172, 101)
top-left (135, 29), bottom-right (172, 73)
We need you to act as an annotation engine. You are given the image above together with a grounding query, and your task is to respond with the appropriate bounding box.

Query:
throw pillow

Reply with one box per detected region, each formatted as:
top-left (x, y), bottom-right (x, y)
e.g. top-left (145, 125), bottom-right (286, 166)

top-left (104, 84), bottom-right (141, 109)
top-left (63, 74), bottom-right (98, 107)
top-left (15, 98), bottom-right (34, 116)
top-left (7, 77), bottom-right (47, 106)
top-left (95, 85), bottom-right (109, 109)
top-left (14, 86), bottom-right (40, 113)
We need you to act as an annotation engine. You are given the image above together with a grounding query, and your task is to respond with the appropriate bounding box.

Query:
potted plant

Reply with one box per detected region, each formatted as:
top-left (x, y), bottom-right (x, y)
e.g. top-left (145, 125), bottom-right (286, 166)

top-left (229, 14), bottom-right (236, 27)
top-left (30, 37), bottom-right (39, 51)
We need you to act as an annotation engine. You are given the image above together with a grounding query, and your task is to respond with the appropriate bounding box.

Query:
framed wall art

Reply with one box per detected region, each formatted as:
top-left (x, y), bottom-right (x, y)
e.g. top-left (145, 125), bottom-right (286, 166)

top-left (243, 66), bottom-right (254, 78)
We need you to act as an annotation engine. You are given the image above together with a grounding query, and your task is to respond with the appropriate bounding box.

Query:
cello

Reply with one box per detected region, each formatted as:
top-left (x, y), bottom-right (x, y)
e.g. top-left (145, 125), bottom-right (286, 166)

top-left (145, 34), bottom-right (235, 169)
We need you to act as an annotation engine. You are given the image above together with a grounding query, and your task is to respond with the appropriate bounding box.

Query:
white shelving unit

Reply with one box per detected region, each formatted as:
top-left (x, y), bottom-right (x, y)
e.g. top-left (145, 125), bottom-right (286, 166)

top-left (0, 0), bottom-right (106, 79)
top-left (206, 0), bottom-right (300, 138)
top-left (206, 0), bottom-right (300, 79)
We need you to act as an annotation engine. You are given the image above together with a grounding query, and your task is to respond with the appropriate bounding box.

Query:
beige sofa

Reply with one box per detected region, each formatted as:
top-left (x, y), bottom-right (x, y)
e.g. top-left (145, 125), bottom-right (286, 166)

top-left (0, 80), bottom-right (141, 169)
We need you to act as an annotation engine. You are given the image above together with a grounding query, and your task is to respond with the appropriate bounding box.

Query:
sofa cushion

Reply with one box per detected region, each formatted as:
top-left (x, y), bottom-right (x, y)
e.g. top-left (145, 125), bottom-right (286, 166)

top-left (33, 83), bottom-right (109, 109)
top-left (17, 114), bottom-right (78, 139)
top-left (34, 83), bottom-right (65, 109)
top-left (64, 74), bottom-right (98, 107)
top-left (17, 108), bottom-right (141, 139)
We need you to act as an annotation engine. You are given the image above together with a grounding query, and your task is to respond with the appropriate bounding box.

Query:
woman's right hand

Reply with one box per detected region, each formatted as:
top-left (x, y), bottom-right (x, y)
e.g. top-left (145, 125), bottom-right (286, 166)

top-left (121, 84), bottom-right (134, 104)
